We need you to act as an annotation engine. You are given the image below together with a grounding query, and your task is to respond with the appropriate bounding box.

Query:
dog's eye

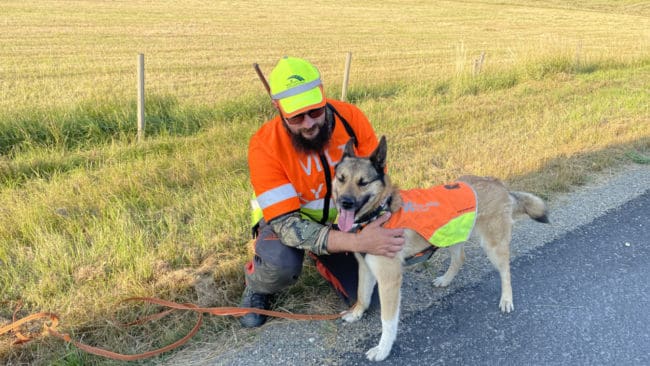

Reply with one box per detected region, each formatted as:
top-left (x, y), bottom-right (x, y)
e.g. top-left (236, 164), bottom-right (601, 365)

top-left (336, 175), bottom-right (346, 183)
top-left (358, 179), bottom-right (368, 187)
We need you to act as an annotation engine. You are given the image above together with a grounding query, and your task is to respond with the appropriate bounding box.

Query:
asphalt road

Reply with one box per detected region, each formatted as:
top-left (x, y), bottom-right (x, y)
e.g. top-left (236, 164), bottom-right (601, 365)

top-left (339, 190), bottom-right (650, 365)
top-left (166, 164), bottom-right (649, 366)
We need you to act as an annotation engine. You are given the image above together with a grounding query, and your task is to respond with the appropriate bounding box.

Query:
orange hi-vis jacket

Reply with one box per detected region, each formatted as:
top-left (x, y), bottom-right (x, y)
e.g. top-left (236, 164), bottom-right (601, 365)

top-left (249, 99), bottom-right (378, 224)
top-left (384, 182), bottom-right (478, 247)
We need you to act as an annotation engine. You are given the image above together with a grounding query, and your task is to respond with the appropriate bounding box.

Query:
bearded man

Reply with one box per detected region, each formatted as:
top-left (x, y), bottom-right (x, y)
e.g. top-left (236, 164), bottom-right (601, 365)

top-left (241, 56), bottom-right (405, 327)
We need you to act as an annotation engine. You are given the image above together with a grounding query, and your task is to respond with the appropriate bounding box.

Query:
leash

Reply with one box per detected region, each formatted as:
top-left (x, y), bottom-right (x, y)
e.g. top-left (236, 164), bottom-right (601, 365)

top-left (1, 297), bottom-right (344, 361)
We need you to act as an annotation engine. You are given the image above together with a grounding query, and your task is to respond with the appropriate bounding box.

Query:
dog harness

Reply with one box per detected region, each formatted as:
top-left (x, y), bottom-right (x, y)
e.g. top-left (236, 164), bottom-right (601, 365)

top-left (343, 182), bottom-right (478, 266)
top-left (384, 182), bottom-right (477, 248)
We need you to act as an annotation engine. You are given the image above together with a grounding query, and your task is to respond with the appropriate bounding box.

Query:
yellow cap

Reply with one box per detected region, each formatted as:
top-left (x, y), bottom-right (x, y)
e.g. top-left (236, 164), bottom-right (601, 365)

top-left (269, 56), bottom-right (326, 118)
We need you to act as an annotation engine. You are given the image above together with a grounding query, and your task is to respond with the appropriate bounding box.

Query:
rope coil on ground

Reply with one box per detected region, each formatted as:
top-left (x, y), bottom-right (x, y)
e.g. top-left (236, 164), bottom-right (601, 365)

top-left (1, 297), bottom-right (343, 361)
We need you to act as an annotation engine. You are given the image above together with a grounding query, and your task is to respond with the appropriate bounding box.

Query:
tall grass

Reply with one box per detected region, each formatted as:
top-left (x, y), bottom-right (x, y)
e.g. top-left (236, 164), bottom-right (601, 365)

top-left (0, 0), bottom-right (649, 364)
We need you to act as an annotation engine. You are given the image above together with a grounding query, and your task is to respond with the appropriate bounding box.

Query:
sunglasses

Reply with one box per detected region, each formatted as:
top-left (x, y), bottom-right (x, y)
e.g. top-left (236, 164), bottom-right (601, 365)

top-left (284, 107), bottom-right (326, 125)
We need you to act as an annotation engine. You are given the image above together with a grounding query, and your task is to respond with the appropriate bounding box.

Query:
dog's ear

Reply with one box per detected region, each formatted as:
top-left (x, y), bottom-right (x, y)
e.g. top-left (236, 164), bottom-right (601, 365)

top-left (342, 138), bottom-right (357, 158)
top-left (370, 136), bottom-right (387, 171)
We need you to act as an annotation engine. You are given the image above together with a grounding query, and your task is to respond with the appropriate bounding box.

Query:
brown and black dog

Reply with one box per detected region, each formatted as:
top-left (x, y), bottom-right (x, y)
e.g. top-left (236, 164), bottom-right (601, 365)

top-left (332, 136), bottom-right (549, 361)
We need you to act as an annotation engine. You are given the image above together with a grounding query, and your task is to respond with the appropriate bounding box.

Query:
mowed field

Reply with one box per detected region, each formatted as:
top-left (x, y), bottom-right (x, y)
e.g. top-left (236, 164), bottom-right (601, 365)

top-left (2, 0), bottom-right (649, 110)
top-left (1, 0), bottom-right (649, 364)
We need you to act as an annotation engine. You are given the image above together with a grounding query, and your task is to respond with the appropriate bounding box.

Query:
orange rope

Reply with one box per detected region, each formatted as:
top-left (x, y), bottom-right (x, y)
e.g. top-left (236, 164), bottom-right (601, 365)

top-left (1, 297), bottom-right (343, 361)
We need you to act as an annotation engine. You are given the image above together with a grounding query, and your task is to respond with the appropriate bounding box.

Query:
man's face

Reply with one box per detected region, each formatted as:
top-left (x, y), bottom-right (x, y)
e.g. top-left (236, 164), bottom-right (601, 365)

top-left (282, 107), bottom-right (331, 153)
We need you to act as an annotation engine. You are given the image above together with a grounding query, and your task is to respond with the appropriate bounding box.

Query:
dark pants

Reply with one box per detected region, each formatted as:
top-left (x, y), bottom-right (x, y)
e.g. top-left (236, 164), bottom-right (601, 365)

top-left (244, 223), bottom-right (376, 306)
top-left (245, 223), bottom-right (304, 295)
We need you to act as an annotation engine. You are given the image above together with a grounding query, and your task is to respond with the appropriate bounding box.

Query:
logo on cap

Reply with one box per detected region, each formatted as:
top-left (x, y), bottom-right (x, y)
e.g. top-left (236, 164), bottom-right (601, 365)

top-left (288, 75), bottom-right (305, 82)
top-left (286, 74), bottom-right (306, 88)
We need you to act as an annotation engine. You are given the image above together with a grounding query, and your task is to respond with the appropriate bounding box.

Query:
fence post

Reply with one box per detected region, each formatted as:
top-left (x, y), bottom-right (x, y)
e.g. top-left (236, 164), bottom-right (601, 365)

top-left (341, 52), bottom-right (352, 101)
top-left (473, 51), bottom-right (485, 76)
top-left (137, 53), bottom-right (145, 142)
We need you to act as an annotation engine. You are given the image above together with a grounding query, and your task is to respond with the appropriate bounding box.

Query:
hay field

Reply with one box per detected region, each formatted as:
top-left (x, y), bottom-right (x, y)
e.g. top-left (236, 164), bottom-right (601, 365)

top-left (2, 0), bottom-right (648, 111)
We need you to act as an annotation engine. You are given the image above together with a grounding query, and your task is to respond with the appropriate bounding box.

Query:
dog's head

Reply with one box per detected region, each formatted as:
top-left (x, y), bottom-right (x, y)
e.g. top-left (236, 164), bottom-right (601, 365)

top-left (333, 136), bottom-right (390, 232)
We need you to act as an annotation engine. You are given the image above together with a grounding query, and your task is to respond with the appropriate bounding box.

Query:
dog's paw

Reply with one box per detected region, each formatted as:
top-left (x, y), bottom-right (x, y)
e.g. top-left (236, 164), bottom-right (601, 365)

top-left (366, 345), bottom-right (391, 362)
top-left (499, 298), bottom-right (514, 313)
top-left (433, 275), bottom-right (451, 287)
top-left (341, 307), bottom-right (364, 323)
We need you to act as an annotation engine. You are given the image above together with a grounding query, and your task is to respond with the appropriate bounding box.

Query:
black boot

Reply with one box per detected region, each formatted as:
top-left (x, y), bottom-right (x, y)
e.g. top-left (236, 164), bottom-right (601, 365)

top-left (239, 286), bottom-right (271, 328)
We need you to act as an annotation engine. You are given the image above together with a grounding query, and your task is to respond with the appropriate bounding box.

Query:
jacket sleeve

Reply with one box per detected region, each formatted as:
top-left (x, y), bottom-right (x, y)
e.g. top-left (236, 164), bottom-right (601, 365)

top-left (268, 212), bottom-right (331, 255)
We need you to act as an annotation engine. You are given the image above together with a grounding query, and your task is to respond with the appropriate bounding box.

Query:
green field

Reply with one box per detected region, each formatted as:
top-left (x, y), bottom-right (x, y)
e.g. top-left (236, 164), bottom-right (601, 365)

top-left (1, 0), bottom-right (649, 364)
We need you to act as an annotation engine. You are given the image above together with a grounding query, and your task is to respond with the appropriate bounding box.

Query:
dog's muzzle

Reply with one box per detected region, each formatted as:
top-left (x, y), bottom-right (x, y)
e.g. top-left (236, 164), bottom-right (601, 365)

top-left (338, 196), bottom-right (356, 211)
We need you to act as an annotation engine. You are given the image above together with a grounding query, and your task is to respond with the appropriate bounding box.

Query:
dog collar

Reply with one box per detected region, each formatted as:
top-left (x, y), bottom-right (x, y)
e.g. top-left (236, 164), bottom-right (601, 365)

top-left (349, 196), bottom-right (392, 232)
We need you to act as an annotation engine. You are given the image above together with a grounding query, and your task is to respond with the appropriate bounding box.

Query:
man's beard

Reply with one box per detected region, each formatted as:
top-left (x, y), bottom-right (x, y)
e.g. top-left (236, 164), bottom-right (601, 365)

top-left (285, 119), bottom-right (332, 154)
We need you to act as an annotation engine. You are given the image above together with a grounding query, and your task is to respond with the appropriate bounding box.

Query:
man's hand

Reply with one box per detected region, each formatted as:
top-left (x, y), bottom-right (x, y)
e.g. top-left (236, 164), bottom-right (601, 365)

top-left (327, 212), bottom-right (405, 257)
top-left (355, 212), bottom-right (405, 257)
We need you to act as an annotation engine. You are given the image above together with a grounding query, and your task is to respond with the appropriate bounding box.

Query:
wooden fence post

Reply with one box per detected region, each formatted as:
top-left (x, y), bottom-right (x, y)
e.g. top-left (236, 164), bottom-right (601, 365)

top-left (473, 51), bottom-right (485, 76)
top-left (341, 52), bottom-right (352, 101)
top-left (137, 53), bottom-right (145, 142)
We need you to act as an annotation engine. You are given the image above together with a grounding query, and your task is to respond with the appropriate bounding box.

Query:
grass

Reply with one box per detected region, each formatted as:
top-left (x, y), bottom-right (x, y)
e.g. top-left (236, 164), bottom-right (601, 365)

top-left (1, 0), bottom-right (649, 364)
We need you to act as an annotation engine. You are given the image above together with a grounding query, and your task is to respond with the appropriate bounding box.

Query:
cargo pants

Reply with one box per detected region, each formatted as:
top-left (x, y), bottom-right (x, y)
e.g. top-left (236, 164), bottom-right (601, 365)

top-left (244, 221), bottom-right (378, 306)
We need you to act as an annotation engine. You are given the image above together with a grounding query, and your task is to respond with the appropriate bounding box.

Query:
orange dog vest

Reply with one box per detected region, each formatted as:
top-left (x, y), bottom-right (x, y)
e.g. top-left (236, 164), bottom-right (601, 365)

top-left (384, 182), bottom-right (477, 247)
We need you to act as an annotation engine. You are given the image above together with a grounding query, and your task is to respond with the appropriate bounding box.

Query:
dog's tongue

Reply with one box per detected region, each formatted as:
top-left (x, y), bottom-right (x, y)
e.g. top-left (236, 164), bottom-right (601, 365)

top-left (337, 209), bottom-right (356, 232)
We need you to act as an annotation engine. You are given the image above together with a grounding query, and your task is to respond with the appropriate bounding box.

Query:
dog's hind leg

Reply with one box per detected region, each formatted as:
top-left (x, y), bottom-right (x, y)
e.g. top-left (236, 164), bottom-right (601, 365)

top-left (363, 255), bottom-right (402, 361)
top-left (481, 230), bottom-right (514, 313)
top-left (342, 253), bottom-right (376, 323)
top-left (433, 243), bottom-right (465, 287)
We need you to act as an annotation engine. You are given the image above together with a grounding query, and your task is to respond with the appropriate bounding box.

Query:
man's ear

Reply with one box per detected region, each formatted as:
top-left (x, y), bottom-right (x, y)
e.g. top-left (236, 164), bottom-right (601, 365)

top-left (342, 138), bottom-right (357, 158)
top-left (370, 136), bottom-right (387, 171)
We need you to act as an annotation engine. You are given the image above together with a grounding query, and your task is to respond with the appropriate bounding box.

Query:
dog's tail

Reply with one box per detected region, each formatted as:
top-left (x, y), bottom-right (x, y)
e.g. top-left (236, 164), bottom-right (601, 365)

top-left (509, 191), bottom-right (549, 223)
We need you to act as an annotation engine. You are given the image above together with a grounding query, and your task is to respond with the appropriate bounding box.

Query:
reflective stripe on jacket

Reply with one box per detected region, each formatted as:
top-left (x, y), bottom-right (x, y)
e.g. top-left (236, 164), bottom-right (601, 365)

top-left (249, 99), bottom-right (378, 224)
top-left (384, 182), bottom-right (477, 247)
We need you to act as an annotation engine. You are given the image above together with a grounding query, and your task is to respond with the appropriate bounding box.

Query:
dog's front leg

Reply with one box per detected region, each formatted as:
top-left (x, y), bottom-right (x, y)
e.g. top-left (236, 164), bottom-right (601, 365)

top-left (342, 253), bottom-right (375, 323)
top-left (365, 255), bottom-right (402, 362)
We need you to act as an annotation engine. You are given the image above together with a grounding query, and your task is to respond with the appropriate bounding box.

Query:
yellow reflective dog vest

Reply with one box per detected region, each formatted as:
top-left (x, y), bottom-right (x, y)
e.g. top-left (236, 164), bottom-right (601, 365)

top-left (383, 182), bottom-right (477, 247)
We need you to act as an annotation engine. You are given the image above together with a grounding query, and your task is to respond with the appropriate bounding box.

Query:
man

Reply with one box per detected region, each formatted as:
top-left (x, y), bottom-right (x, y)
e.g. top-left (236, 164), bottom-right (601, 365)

top-left (242, 56), bottom-right (405, 328)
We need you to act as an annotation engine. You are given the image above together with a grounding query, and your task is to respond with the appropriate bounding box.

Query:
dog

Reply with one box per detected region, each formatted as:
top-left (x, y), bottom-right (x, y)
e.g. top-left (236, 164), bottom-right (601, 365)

top-left (332, 136), bottom-right (549, 361)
